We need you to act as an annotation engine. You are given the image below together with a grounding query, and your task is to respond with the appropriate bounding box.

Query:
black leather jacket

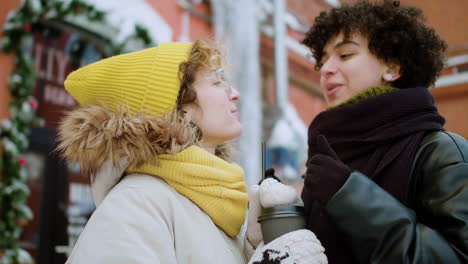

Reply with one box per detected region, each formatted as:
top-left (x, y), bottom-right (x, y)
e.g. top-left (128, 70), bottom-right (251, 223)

top-left (326, 131), bottom-right (468, 263)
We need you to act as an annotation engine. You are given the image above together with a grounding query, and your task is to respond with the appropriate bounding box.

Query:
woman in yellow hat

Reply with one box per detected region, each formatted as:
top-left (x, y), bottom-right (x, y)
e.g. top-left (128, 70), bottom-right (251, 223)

top-left (57, 40), bottom-right (248, 263)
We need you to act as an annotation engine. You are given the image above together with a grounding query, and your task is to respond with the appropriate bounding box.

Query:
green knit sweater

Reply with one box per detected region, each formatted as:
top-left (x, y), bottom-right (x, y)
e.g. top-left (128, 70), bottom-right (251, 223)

top-left (327, 86), bottom-right (399, 110)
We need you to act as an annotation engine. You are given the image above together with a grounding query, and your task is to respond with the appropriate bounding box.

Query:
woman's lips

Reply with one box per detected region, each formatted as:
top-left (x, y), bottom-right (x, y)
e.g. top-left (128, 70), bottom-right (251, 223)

top-left (231, 109), bottom-right (239, 118)
top-left (326, 84), bottom-right (341, 97)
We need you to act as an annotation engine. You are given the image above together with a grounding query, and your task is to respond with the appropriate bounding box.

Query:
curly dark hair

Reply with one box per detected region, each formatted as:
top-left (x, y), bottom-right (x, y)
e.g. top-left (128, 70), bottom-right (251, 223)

top-left (302, 0), bottom-right (447, 89)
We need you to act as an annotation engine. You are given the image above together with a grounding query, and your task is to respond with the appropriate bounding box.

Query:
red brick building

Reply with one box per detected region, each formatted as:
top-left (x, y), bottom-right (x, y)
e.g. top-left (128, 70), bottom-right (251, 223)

top-left (2, 0), bottom-right (467, 139)
top-left (403, 0), bottom-right (468, 139)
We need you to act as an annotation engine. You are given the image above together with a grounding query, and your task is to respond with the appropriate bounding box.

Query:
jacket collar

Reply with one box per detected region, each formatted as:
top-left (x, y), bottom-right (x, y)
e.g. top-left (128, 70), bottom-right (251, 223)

top-left (57, 105), bottom-right (197, 205)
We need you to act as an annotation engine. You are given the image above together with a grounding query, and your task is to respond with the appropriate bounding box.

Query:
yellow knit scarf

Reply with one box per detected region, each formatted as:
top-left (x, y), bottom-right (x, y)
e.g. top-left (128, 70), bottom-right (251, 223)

top-left (126, 146), bottom-right (248, 237)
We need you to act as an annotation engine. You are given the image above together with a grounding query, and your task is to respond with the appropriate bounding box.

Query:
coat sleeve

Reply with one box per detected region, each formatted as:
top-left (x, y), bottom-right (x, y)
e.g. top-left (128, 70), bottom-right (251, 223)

top-left (243, 235), bottom-right (257, 260)
top-left (66, 186), bottom-right (177, 264)
top-left (325, 132), bottom-right (468, 263)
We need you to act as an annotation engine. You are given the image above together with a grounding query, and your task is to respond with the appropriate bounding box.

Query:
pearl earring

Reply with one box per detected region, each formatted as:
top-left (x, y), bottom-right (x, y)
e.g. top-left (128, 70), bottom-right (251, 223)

top-left (384, 74), bottom-right (393, 81)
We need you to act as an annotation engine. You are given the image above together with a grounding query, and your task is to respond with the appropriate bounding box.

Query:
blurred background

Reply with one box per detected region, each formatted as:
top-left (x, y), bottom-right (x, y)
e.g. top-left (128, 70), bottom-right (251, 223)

top-left (0, 0), bottom-right (466, 263)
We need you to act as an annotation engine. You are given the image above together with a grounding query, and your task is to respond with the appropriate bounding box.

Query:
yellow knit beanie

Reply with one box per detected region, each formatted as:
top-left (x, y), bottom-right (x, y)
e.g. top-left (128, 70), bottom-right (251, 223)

top-left (64, 42), bottom-right (192, 115)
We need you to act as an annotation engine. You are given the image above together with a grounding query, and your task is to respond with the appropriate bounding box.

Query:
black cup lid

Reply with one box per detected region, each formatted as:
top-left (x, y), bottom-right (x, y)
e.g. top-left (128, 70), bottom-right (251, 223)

top-left (259, 205), bottom-right (305, 219)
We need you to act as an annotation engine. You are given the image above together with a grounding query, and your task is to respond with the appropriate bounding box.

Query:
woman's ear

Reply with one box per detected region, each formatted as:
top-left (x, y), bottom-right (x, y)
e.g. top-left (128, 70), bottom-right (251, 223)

top-left (181, 105), bottom-right (196, 123)
top-left (383, 63), bottom-right (402, 82)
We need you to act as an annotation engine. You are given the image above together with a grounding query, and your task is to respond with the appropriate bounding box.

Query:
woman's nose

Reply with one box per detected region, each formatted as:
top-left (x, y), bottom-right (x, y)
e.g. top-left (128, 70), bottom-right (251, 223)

top-left (320, 59), bottom-right (337, 77)
top-left (230, 87), bottom-right (240, 101)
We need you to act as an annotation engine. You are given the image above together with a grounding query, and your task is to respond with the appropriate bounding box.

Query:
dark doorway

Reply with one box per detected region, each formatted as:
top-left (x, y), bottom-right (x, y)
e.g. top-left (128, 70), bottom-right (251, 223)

top-left (21, 127), bottom-right (67, 264)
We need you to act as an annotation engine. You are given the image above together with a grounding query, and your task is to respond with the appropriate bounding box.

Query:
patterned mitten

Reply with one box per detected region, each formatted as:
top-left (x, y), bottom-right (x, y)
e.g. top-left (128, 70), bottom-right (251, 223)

top-left (248, 229), bottom-right (328, 264)
top-left (247, 173), bottom-right (303, 248)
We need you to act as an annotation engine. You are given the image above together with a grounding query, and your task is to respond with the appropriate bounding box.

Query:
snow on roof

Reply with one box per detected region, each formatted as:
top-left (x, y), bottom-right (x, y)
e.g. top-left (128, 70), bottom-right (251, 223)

top-left (65, 0), bottom-right (172, 48)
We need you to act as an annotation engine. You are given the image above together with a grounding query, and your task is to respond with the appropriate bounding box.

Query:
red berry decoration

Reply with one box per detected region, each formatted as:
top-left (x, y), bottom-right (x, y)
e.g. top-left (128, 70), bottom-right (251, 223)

top-left (23, 24), bottom-right (32, 32)
top-left (29, 98), bottom-right (38, 110)
top-left (18, 156), bottom-right (27, 167)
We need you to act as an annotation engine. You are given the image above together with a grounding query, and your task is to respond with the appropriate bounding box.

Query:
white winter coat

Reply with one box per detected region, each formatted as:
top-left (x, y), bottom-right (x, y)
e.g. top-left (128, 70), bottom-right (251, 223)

top-left (66, 174), bottom-right (247, 264)
top-left (57, 106), bottom-right (249, 264)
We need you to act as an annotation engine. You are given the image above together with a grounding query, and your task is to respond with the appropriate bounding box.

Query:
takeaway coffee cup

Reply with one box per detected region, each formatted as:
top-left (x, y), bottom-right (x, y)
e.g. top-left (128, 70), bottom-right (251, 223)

top-left (257, 205), bottom-right (306, 244)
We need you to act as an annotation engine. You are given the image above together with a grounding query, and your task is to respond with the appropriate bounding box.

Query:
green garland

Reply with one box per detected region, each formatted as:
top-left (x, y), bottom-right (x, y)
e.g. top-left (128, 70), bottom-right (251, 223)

top-left (0, 0), bottom-right (153, 263)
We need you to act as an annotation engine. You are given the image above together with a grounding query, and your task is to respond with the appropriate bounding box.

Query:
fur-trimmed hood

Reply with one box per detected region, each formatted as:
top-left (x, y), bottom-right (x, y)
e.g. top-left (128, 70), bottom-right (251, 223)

top-left (56, 105), bottom-right (196, 176)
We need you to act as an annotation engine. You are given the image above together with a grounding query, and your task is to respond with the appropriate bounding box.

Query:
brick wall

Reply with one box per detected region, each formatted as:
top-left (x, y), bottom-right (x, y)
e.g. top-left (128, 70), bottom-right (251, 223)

top-left (0, 0), bottom-right (21, 120)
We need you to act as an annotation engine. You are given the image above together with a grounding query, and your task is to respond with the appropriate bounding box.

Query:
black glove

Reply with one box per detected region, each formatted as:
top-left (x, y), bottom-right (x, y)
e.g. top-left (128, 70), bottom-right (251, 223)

top-left (302, 135), bottom-right (351, 205)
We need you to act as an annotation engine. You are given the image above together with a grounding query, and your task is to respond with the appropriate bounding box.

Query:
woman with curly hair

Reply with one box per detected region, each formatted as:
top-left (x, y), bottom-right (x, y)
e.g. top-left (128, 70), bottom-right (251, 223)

top-left (300, 0), bottom-right (468, 263)
top-left (57, 40), bottom-right (249, 263)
